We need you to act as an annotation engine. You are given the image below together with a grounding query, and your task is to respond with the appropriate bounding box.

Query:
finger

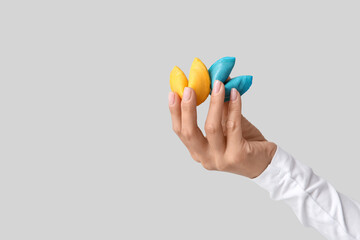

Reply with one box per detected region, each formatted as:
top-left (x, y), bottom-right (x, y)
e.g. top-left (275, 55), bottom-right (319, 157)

top-left (168, 91), bottom-right (181, 136)
top-left (222, 102), bottom-right (229, 136)
top-left (205, 80), bottom-right (226, 153)
top-left (226, 88), bottom-right (243, 149)
top-left (180, 87), bottom-right (207, 152)
top-left (221, 76), bottom-right (231, 133)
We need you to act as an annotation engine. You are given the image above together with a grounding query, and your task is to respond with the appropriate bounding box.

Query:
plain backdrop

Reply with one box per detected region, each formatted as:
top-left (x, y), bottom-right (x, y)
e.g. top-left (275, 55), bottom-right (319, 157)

top-left (1, 0), bottom-right (360, 239)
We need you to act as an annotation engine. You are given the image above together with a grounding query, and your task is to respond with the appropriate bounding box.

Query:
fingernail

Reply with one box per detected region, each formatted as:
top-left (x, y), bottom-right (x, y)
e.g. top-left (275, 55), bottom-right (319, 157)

top-left (183, 87), bottom-right (191, 101)
top-left (213, 80), bottom-right (221, 94)
top-left (168, 92), bottom-right (175, 105)
top-left (230, 88), bottom-right (238, 101)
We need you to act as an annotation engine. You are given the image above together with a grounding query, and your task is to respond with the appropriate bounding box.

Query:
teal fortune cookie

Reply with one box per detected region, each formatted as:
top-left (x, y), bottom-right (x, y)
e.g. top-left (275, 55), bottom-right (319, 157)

top-left (208, 57), bottom-right (253, 101)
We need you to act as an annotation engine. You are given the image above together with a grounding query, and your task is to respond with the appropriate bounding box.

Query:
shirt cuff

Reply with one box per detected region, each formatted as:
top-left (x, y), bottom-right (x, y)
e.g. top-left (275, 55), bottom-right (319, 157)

top-left (251, 144), bottom-right (291, 190)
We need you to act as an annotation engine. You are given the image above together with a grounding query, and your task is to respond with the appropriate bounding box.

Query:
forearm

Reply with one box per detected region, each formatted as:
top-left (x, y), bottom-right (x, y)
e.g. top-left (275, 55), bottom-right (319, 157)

top-left (252, 145), bottom-right (360, 240)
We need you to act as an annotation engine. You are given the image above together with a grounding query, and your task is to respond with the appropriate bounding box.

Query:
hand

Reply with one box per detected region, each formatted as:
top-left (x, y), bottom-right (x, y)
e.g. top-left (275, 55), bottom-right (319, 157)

top-left (168, 80), bottom-right (277, 179)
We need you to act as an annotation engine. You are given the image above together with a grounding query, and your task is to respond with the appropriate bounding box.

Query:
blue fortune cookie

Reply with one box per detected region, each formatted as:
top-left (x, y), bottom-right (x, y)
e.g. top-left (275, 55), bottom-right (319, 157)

top-left (208, 57), bottom-right (253, 102)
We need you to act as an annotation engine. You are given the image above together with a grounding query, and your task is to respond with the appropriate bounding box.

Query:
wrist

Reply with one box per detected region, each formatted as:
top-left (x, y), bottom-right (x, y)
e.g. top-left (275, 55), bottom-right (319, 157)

top-left (248, 141), bottom-right (277, 179)
top-left (266, 141), bottom-right (277, 165)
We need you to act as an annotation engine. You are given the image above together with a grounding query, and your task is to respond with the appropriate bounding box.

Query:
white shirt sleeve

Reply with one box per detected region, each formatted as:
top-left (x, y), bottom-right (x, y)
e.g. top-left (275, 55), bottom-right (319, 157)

top-left (252, 145), bottom-right (360, 240)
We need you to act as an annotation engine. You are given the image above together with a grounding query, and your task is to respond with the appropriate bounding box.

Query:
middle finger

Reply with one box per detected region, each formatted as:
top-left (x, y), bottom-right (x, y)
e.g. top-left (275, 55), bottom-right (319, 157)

top-left (205, 80), bottom-right (226, 154)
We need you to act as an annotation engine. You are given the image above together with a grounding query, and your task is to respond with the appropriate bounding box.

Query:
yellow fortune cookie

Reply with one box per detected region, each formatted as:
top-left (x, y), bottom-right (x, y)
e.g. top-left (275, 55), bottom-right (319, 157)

top-left (170, 58), bottom-right (210, 106)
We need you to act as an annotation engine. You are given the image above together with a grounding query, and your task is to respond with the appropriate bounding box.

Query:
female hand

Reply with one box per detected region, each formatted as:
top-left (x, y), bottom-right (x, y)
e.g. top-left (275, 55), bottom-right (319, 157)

top-left (168, 80), bottom-right (277, 179)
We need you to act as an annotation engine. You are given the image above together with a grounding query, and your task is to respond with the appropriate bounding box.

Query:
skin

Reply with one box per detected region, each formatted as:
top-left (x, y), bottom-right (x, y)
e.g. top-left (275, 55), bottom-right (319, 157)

top-left (168, 80), bottom-right (277, 179)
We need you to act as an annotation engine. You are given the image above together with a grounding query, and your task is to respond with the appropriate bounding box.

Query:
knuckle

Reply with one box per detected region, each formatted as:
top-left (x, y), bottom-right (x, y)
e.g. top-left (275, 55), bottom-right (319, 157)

top-left (241, 140), bottom-right (252, 155)
top-left (229, 103), bottom-right (241, 112)
top-left (201, 161), bottom-right (215, 171)
top-left (169, 105), bottom-right (177, 113)
top-left (172, 126), bottom-right (181, 135)
top-left (216, 160), bottom-right (227, 171)
top-left (189, 151), bottom-right (202, 163)
top-left (205, 122), bottom-right (219, 134)
top-left (228, 141), bottom-right (252, 164)
top-left (243, 143), bottom-right (254, 159)
top-left (210, 94), bottom-right (221, 104)
top-left (228, 106), bottom-right (241, 117)
top-left (181, 102), bottom-right (193, 112)
top-left (223, 155), bottom-right (237, 169)
top-left (224, 150), bottom-right (242, 166)
top-left (181, 128), bottom-right (195, 140)
top-left (226, 120), bottom-right (237, 131)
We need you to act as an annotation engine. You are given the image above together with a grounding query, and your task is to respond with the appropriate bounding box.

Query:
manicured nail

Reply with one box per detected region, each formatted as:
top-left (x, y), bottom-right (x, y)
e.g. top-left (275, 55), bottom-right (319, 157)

top-left (230, 88), bottom-right (238, 101)
top-left (213, 80), bottom-right (221, 94)
top-left (183, 87), bottom-right (191, 101)
top-left (168, 92), bottom-right (175, 105)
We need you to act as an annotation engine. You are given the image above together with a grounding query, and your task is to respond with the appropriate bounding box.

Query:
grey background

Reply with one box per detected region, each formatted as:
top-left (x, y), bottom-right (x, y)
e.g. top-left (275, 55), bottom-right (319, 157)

top-left (1, 0), bottom-right (359, 239)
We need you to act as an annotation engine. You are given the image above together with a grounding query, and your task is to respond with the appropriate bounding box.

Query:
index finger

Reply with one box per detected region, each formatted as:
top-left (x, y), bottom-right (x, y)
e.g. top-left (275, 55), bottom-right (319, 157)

top-left (180, 87), bottom-right (208, 153)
